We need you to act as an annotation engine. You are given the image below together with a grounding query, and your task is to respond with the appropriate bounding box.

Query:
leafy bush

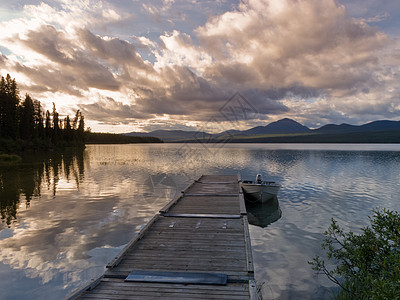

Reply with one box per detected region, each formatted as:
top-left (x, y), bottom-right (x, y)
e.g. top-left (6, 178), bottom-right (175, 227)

top-left (309, 209), bottom-right (400, 299)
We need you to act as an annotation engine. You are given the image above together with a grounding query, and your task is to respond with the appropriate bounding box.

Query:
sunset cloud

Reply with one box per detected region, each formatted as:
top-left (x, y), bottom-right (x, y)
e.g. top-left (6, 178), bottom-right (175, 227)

top-left (196, 0), bottom-right (387, 90)
top-left (80, 96), bottom-right (152, 123)
top-left (0, 0), bottom-right (399, 132)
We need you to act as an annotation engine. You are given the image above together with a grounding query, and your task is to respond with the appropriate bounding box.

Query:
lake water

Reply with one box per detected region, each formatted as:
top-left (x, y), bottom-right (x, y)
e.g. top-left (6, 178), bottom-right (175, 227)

top-left (0, 143), bottom-right (399, 299)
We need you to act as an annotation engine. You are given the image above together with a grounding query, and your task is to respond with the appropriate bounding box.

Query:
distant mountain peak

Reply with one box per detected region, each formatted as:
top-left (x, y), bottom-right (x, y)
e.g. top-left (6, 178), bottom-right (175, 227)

top-left (269, 118), bottom-right (303, 125)
top-left (276, 117), bottom-right (295, 122)
top-left (242, 118), bottom-right (310, 135)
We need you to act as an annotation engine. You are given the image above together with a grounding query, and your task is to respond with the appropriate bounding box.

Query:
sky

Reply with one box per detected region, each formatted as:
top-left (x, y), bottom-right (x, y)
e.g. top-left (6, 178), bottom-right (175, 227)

top-left (0, 0), bottom-right (400, 133)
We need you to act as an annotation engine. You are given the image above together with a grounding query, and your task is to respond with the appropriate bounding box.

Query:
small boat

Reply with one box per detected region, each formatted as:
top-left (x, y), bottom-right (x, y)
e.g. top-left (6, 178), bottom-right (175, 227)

top-left (241, 174), bottom-right (281, 203)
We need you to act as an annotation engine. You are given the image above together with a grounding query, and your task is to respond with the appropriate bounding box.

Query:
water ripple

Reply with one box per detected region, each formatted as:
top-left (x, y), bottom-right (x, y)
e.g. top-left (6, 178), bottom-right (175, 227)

top-left (1, 144), bottom-right (400, 299)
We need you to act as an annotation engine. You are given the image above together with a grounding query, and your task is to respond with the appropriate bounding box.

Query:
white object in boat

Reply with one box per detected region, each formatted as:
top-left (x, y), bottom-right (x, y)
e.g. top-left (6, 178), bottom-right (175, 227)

top-left (241, 174), bottom-right (281, 203)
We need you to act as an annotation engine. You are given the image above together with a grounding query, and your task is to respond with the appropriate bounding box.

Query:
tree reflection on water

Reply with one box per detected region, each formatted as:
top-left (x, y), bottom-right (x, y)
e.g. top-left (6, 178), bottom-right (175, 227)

top-left (0, 148), bottom-right (85, 227)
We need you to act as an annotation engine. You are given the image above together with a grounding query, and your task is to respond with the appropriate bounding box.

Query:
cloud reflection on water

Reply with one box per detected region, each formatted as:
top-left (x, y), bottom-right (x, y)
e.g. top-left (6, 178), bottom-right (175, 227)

top-left (0, 144), bottom-right (399, 299)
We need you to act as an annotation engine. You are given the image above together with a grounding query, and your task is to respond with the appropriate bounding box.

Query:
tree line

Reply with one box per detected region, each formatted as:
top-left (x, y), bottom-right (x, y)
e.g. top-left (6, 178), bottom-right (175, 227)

top-left (0, 74), bottom-right (85, 152)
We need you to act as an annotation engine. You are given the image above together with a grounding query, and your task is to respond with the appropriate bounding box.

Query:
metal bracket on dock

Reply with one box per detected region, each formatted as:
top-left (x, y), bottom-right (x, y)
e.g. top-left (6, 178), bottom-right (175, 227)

top-left (125, 270), bottom-right (228, 285)
top-left (183, 193), bottom-right (238, 197)
top-left (196, 181), bottom-right (238, 184)
top-left (163, 213), bottom-right (241, 219)
top-left (249, 280), bottom-right (258, 300)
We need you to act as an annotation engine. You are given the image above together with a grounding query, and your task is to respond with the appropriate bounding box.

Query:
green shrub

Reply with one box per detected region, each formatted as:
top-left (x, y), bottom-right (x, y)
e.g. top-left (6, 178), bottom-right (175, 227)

top-left (309, 209), bottom-right (400, 299)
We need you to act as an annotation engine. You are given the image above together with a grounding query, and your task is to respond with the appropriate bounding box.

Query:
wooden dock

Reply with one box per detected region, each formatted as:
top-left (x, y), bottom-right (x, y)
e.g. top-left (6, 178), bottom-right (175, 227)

top-left (67, 175), bottom-right (257, 299)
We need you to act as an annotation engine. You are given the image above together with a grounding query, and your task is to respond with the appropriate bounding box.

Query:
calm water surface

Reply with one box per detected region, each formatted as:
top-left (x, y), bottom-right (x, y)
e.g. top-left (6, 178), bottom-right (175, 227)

top-left (0, 143), bottom-right (399, 299)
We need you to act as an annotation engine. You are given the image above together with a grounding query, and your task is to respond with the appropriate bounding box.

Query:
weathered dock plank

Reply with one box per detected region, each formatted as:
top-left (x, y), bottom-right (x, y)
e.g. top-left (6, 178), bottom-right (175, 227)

top-left (67, 175), bottom-right (256, 300)
top-left (78, 277), bottom-right (251, 299)
top-left (184, 183), bottom-right (239, 195)
top-left (167, 195), bottom-right (241, 215)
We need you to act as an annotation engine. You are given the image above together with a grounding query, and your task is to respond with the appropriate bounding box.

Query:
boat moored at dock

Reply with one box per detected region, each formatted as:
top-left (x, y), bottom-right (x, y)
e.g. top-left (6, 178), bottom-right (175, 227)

top-left (241, 174), bottom-right (281, 203)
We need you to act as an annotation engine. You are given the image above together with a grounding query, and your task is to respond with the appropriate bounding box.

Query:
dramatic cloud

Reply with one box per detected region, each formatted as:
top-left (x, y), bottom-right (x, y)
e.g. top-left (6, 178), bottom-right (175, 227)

top-left (198, 0), bottom-right (387, 90)
top-left (0, 0), bottom-right (399, 132)
top-left (80, 96), bottom-right (151, 123)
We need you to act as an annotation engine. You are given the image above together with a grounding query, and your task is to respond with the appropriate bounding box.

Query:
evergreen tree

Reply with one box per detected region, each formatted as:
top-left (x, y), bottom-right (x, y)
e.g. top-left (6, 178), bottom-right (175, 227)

top-left (0, 74), bottom-right (20, 139)
top-left (0, 76), bottom-right (5, 92)
top-left (6, 75), bottom-right (20, 139)
top-left (78, 113), bottom-right (85, 141)
top-left (52, 103), bottom-right (59, 143)
top-left (45, 110), bottom-right (51, 139)
top-left (64, 115), bottom-right (72, 141)
top-left (33, 100), bottom-right (44, 139)
top-left (72, 110), bottom-right (80, 130)
top-left (0, 74), bottom-right (85, 152)
top-left (0, 76), bottom-right (6, 138)
top-left (20, 94), bottom-right (35, 140)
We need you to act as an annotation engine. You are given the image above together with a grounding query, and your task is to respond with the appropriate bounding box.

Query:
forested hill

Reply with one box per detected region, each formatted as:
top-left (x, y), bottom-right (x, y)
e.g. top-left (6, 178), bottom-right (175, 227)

top-left (85, 132), bottom-right (162, 144)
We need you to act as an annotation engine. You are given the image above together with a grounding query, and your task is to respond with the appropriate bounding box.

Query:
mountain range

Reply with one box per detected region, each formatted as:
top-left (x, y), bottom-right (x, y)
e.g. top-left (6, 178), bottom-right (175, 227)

top-left (125, 118), bottom-right (400, 143)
